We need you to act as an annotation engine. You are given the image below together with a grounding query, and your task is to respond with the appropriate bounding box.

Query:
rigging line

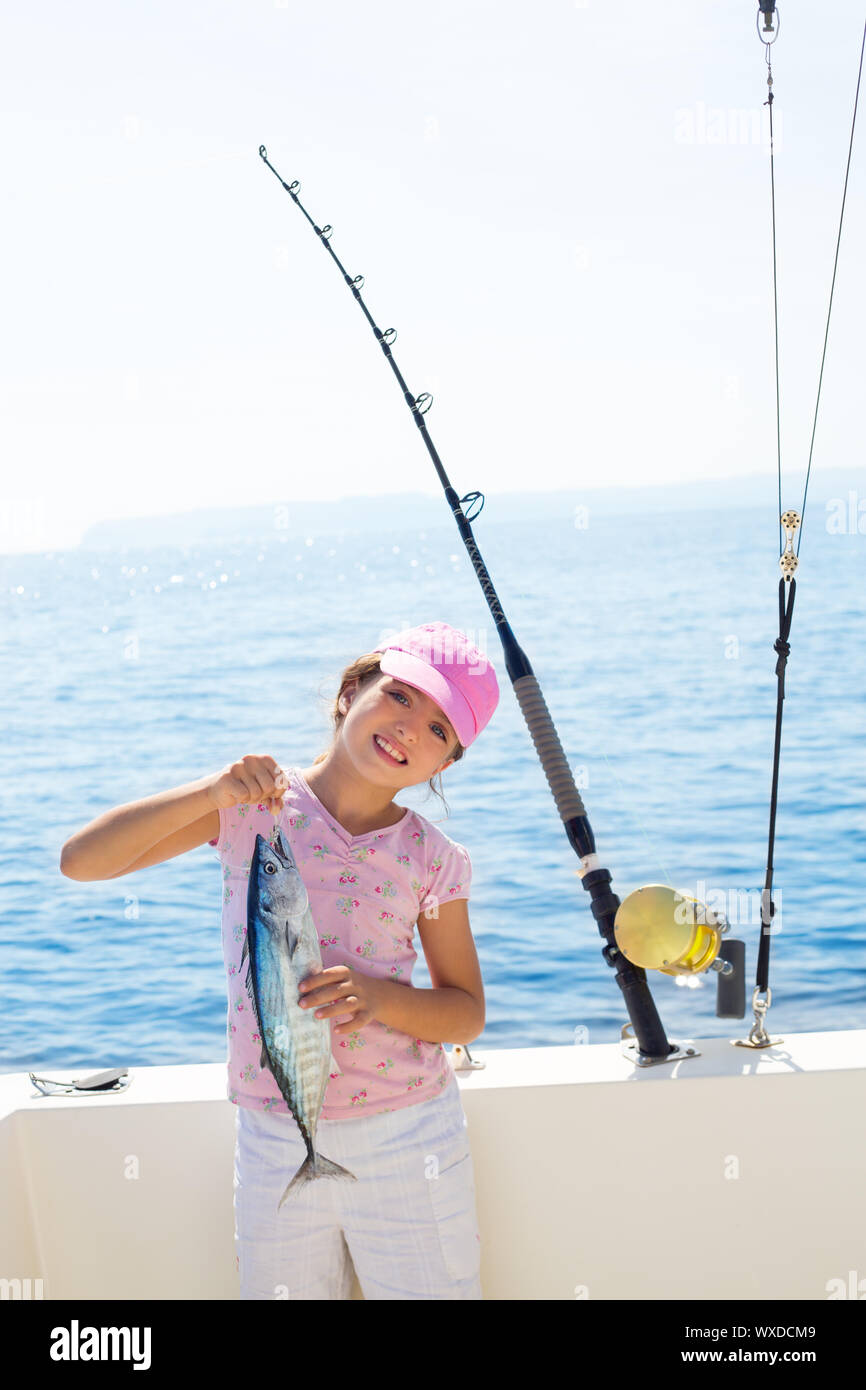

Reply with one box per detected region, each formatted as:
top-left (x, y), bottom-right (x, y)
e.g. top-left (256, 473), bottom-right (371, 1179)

top-left (754, 7), bottom-right (792, 1018)
top-left (797, 17), bottom-right (866, 559)
top-left (763, 40), bottom-right (783, 560)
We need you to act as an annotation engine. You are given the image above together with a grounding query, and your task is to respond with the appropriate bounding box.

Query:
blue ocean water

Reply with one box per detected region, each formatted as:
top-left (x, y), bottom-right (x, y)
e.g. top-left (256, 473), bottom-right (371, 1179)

top-left (2, 503), bottom-right (865, 1076)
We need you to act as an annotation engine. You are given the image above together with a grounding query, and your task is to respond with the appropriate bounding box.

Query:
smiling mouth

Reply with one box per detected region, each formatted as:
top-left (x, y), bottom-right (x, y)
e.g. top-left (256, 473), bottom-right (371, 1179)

top-left (373, 734), bottom-right (407, 765)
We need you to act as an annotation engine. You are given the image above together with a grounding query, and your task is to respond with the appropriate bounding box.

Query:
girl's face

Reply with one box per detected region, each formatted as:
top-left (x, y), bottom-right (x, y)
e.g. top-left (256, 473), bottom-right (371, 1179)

top-left (338, 672), bottom-right (459, 786)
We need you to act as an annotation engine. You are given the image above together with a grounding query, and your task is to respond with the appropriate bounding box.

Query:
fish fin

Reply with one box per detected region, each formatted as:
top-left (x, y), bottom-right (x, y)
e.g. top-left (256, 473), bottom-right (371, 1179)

top-left (239, 938), bottom-right (264, 1041)
top-left (284, 921), bottom-right (299, 956)
top-left (241, 958), bottom-right (256, 1008)
top-left (277, 1152), bottom-right (357, 1208)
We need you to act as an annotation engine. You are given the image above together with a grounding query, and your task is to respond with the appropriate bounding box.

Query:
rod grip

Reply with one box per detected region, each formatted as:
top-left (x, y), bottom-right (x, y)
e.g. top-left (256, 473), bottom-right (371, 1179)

top-left (511, 674), bottom-right (587, 823)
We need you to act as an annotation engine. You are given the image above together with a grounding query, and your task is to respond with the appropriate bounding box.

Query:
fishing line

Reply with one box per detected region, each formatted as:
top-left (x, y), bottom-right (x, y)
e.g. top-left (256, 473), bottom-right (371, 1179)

top-left (796, 15), bottom-right (866, 559)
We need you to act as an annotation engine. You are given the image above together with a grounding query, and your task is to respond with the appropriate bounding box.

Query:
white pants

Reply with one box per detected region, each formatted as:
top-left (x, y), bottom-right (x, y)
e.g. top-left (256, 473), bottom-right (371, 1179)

top-left (233, 1076), bottom-right (483, 1300)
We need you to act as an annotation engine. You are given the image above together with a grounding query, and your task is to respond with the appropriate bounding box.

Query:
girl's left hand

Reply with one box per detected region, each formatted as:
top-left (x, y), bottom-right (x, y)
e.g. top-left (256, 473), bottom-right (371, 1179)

top-left (298, 966), bottom-right (379, 1034)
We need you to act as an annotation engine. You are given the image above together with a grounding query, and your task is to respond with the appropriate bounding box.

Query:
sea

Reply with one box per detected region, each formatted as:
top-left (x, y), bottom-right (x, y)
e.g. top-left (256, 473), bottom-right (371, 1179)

top-left (2, 499), bottom-right (865, 1076)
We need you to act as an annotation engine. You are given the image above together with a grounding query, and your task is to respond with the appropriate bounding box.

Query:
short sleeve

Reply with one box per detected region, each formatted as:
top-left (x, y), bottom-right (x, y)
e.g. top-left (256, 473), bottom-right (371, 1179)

top-left (208, 801), bottom-right (274, 873)
top-left (208, 805), bottom-right (229, 855)
top-left (419, 836), bottom-right (472, 919)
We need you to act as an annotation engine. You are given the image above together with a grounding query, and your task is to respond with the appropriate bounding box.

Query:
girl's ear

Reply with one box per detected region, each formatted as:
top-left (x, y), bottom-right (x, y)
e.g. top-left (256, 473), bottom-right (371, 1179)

top-left (339, 679), bottom-right (359, 715)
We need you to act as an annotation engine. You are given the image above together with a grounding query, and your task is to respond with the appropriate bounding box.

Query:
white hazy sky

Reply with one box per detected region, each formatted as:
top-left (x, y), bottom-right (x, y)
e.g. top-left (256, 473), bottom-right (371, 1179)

top-left (2, 1), bottom-right (864, 551)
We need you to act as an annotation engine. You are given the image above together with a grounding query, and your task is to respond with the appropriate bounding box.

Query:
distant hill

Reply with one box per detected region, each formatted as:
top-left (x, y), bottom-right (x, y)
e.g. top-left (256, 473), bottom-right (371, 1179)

top-left (76, 468), bottom-right (863, 550)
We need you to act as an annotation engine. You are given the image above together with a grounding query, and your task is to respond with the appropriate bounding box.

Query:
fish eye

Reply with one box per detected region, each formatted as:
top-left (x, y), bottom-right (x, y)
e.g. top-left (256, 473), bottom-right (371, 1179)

top-left (264, 862), bottom-right (277, 874)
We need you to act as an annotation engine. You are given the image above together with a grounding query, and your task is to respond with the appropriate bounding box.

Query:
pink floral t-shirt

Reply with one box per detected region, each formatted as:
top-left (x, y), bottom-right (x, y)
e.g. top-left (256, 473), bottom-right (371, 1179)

top-left (209, 766), bottom-right (473, 1119)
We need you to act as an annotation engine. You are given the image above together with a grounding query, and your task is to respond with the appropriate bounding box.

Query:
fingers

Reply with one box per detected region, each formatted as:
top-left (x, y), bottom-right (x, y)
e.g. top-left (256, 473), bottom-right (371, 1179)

top-left (296, 971), bottom-right (371, 1031)
top-left (229, 756), bottom-right (288, 811)
top-left (300, 980), bottom-right (358, 1018)
top-left (298, 969), bottom-right (345, 1003)
top-left (314, 996), bottom-right (359, 1019)
top-left (334, 1010), bottom-right (373, 1034)
top-left (300, 989), bottom-right (353, 1014)
top-left (267, 768), bottom-right (289, 817)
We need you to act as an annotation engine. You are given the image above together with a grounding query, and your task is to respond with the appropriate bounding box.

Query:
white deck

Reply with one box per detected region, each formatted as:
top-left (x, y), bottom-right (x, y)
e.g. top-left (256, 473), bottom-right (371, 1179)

top-left (2, 1028), bottom-right (864, 1300)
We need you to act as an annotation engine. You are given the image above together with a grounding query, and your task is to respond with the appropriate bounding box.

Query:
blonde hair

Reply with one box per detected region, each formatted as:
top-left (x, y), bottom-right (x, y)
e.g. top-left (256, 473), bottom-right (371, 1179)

top-left (312, 651), bottom-right (464, 815)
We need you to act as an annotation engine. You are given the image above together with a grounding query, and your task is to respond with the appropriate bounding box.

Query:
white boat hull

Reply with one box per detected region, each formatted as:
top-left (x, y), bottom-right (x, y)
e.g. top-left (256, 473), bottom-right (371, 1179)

top-left (1, 1028), bottom-right (864, 1300)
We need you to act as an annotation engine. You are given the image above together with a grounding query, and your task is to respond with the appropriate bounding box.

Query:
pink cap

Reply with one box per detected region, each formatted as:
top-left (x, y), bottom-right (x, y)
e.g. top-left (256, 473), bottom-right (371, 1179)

top-left (373, 621), bottom-right (499, 749)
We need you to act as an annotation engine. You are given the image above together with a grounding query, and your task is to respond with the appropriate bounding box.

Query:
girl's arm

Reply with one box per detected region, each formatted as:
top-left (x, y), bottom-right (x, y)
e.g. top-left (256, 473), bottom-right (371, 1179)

top-left (60, 778), bottom-right (219, 881)
top-left (373, 897), bottom-right (485, 1044)
top-left (59, 755), bottom-right (288, 882)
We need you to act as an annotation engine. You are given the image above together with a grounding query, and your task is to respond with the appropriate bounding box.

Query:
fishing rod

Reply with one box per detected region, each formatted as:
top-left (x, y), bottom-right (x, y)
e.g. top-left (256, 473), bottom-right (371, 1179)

top-left (258, 148), bottom-right (747, 1066)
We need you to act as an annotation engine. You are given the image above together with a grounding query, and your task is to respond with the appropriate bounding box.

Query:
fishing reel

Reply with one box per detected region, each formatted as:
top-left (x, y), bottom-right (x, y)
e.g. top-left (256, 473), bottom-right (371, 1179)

top-left (613, 885), bottom-right (746, 1018)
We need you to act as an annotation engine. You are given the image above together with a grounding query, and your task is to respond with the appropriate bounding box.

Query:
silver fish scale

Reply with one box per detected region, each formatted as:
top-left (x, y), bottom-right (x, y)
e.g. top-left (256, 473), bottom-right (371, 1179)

top-left (258, 935), bottom-right (331, 1143)
top-left (243, 830), bottom-right (335, 1151)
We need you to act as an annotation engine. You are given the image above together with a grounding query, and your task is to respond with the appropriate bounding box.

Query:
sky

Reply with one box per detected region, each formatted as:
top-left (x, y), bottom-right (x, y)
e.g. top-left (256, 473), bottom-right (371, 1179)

top-left (1, 0), bottom-right (864, 552)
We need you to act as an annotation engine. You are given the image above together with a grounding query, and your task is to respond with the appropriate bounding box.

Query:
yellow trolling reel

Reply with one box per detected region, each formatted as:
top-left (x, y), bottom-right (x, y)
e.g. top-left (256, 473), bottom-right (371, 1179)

top-left (614, 885), bottom-right (746, 1017)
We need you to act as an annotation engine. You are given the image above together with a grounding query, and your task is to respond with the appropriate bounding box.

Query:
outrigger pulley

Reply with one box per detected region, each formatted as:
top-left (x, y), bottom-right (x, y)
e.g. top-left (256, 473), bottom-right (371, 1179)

top-left (757, 1), bottom-right (779, 41)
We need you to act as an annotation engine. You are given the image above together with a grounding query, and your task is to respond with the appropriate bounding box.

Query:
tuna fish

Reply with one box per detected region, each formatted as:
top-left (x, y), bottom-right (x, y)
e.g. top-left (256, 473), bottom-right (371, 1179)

top-left (241, 827), bottom-right (356, 1207)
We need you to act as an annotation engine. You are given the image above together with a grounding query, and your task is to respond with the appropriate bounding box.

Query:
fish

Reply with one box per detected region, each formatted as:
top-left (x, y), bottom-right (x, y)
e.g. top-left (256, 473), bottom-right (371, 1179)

top-left (240, 827), bottom-right (356, 1207)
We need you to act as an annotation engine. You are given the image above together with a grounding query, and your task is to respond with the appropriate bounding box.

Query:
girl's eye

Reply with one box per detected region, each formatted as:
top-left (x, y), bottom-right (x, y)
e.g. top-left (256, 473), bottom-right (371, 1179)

top-left (389, 689), bottom-right (447, 741)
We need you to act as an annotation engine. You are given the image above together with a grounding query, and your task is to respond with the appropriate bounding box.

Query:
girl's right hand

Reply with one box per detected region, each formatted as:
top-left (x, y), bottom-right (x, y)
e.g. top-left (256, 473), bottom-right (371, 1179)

top-left (206, 755), bottom-right (289, 818)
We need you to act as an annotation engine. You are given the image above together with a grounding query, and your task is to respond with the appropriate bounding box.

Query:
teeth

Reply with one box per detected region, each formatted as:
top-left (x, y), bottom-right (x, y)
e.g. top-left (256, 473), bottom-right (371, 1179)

top-left (375, 735), bottom-right (406, 763)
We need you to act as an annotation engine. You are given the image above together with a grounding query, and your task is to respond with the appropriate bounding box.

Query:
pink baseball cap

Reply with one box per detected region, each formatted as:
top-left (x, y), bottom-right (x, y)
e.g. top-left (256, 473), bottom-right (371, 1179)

top-left (373, 621), bottom-right (499, 749)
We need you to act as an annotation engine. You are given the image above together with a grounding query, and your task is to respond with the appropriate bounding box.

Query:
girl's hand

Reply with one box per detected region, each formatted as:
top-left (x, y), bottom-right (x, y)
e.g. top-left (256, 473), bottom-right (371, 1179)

top-left (298, 966), bottom-right (379, 1034)
top-left (206, 754), bottom-right (288, 818)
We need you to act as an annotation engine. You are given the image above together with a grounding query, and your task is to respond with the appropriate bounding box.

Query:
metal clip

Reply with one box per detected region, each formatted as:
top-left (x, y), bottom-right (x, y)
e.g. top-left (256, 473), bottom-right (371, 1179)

top-left (448, 1045), bottom-right (485, 1072)
top-left (780, 510), bottom-right (800, 580)
top-left (756, 3), bottom-right (780, 44)
top-left (732, 987), bottom-right (783, 1048)
top-left (29, 1067), bottom-right (131, 1097)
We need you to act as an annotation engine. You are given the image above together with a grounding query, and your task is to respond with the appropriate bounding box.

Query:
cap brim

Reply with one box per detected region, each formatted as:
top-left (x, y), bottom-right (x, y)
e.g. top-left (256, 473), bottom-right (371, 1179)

top-left (378, 650), bottom-right (475, 747)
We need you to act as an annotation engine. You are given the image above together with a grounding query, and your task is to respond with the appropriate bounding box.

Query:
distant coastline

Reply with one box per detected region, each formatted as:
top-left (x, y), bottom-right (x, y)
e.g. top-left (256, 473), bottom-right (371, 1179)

top-left (2, 467), bottom-right (862, 556)
top-left (73, 467), bottom-right (864, 551)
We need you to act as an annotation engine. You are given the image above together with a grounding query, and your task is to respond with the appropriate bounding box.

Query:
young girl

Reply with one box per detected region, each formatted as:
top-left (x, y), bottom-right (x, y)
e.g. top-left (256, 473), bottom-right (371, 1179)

top-left (60, 620), bottom-right (499, 1301)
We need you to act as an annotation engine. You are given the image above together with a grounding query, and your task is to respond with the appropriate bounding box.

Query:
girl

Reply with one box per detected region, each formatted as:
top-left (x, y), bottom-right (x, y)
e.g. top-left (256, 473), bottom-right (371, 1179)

top-left (60, 620), bottom-right (499, 1301)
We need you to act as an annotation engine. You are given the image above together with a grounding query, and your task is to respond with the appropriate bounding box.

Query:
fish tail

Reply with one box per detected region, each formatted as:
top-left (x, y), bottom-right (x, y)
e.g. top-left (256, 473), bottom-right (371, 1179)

top-left (277, 1152), bottom-right (357, 1207)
